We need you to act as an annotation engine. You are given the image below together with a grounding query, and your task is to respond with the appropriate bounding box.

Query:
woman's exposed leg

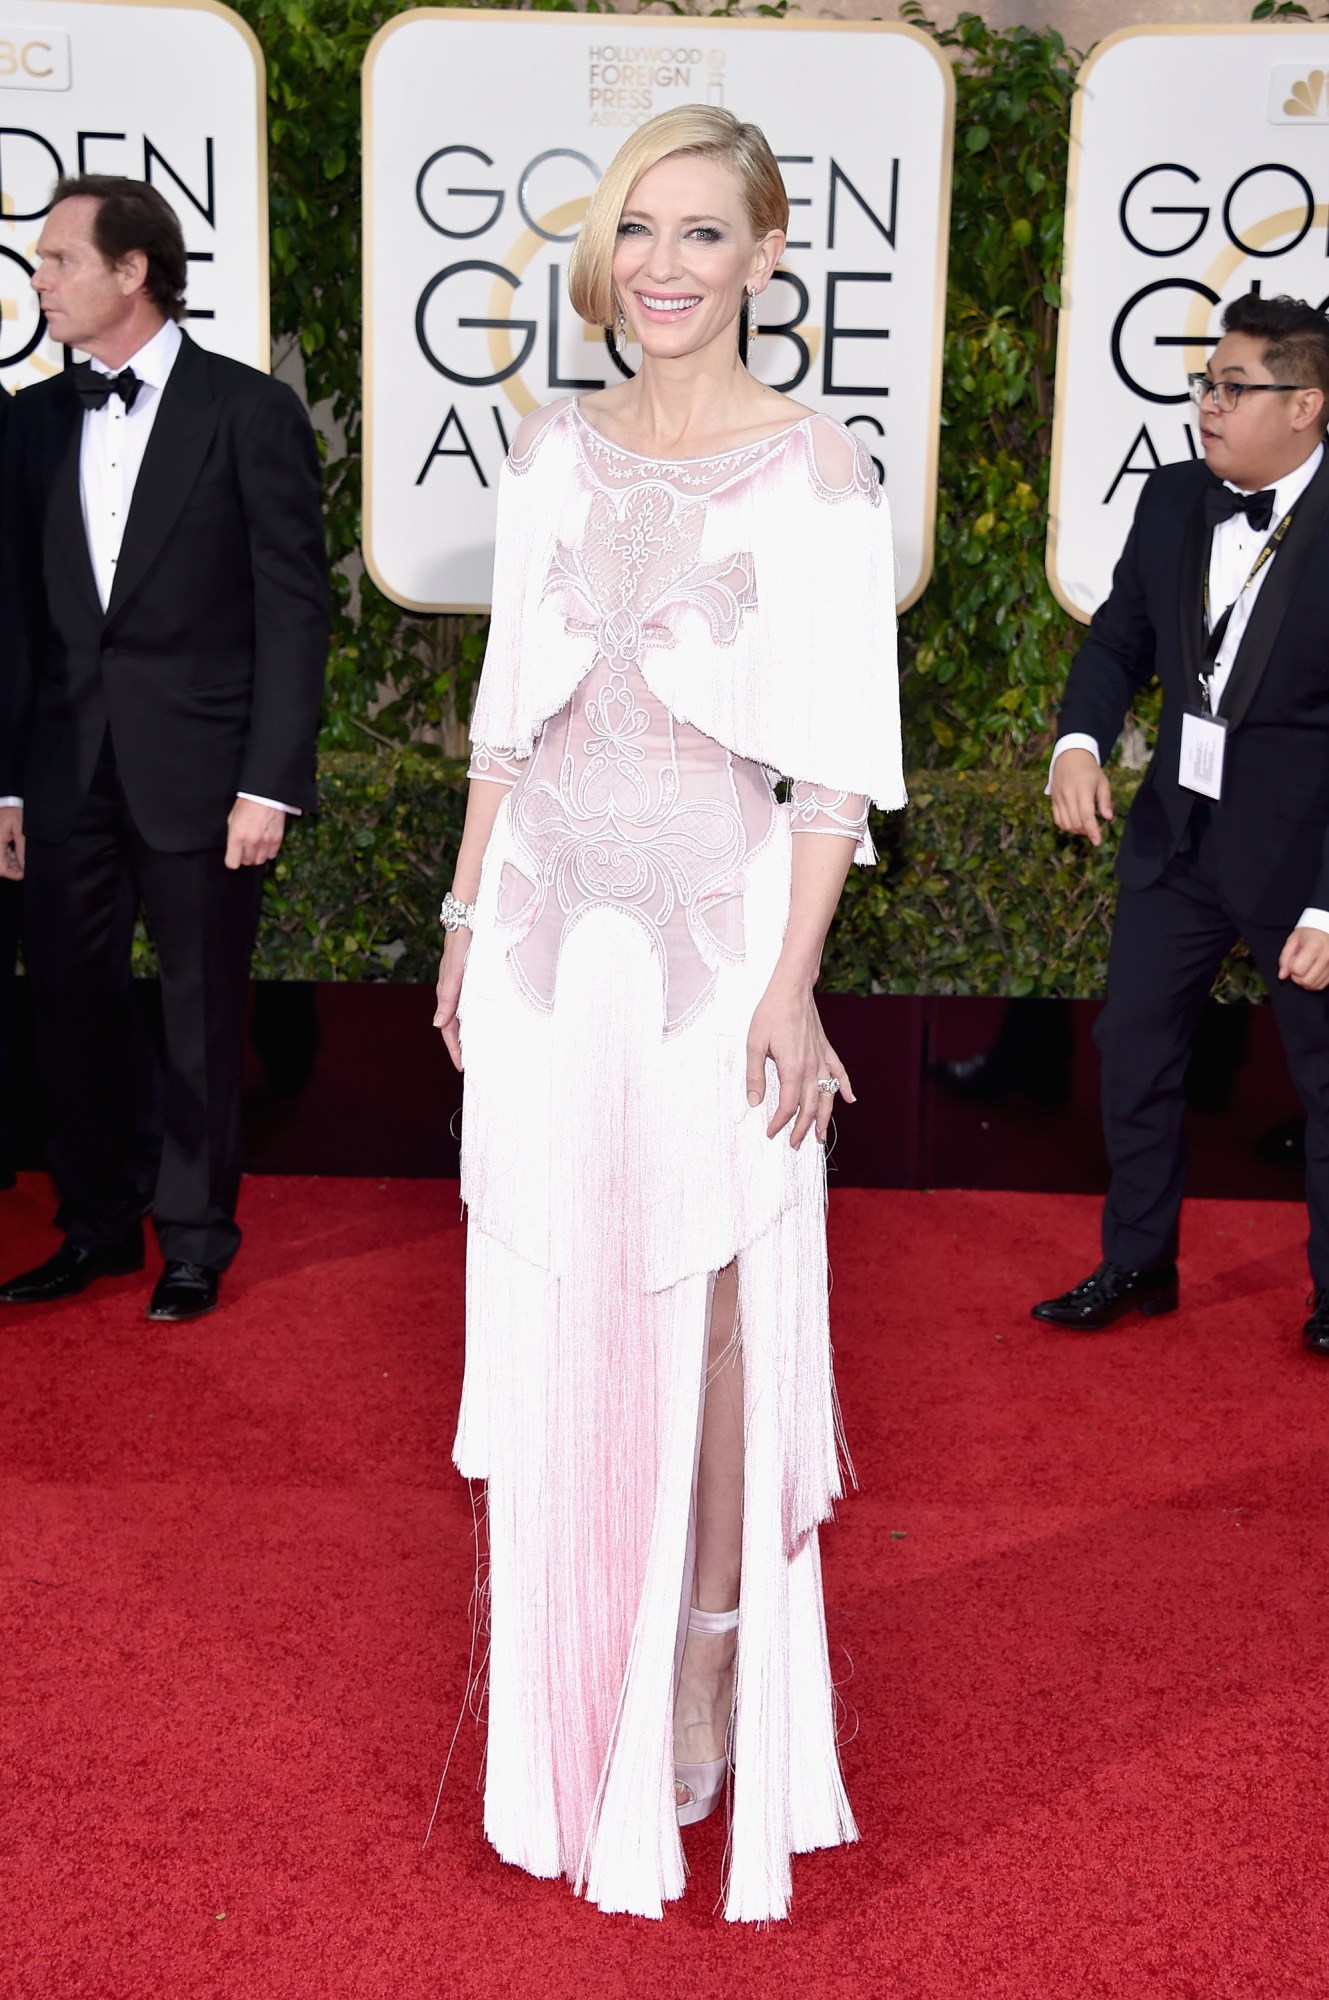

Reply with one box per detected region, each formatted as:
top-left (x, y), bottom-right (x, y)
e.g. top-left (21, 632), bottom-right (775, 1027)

top-left (675, 1261), bottom-right (743, 1785)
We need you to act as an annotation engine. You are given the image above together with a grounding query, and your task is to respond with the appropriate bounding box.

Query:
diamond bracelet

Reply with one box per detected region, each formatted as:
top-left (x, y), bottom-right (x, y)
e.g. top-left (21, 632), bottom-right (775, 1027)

top-left (439, 891), bottom-right (475, 933)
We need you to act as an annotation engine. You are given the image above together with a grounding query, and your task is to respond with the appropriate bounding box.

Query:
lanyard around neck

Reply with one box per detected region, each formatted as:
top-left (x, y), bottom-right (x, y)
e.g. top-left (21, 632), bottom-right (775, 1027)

top-left (1199, 503), bottom-right (1297, 710)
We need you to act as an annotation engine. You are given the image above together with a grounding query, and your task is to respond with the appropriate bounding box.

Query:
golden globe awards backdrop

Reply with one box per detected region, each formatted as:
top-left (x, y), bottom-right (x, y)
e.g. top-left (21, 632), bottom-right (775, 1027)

top-left (363, 11), bottom-right (954, 612)
top-left (0, 0), bottom-right (268, 391)
top-left (1049, 24), bottom-right (1329, 621)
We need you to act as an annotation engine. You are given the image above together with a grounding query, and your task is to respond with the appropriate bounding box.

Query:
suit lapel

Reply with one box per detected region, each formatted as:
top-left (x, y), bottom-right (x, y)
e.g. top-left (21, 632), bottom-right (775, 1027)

top-left (1219, 448), bottom-right (1329, 731)
top-left (1176, 479), bottom-right (1208, 705)
top-left (43, 375), bottom-right (102, 624)
top-left (105, 332), bottom-right (219, 624)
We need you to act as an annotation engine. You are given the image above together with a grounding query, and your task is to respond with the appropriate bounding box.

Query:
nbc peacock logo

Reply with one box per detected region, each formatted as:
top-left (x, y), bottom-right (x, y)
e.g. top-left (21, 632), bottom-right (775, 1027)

top-left (1284, 67), bottom-right (1325, 115)
top-left (1269, 62), bottom-right (1329, 122)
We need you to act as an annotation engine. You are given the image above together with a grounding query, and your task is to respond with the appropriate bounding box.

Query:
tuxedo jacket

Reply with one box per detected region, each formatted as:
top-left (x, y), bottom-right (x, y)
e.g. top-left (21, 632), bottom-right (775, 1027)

top-left (0, 331), bottom-right (329, 852)
top-left (1058, 449), bottom-right (1329, 927)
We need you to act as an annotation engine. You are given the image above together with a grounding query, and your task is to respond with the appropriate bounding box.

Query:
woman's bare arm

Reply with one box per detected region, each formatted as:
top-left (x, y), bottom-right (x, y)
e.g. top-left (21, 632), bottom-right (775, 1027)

top-left (744, 831), bottom-right (858, 1148)
top-left (433, 777), bottom-right (511, 1069)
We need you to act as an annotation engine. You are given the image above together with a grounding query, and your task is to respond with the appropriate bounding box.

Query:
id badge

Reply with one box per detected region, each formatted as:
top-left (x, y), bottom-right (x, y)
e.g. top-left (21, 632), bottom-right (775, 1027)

top-left (1179, 708), bottom-right (1227, 801)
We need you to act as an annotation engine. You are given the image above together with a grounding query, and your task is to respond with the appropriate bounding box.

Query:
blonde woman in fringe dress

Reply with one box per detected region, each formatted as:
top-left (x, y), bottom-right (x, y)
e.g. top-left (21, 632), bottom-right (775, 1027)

top-left (433, 106), bottom-right (903, 1925)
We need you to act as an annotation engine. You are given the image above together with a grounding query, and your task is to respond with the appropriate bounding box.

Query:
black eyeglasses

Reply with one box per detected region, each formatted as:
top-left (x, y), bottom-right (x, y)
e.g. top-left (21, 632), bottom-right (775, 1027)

top-left (1187, 373), bottom-right (1314, 413)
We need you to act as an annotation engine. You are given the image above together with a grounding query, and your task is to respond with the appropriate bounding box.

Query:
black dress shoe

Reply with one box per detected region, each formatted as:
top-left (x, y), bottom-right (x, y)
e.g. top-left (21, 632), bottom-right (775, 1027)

top-left (0, 1233), bottom-right (145, 1304)
top-left (147, 1260), bottom-right (220, 1322)
top-left (1303, 1290), bottom-right (1329, 1355)
top-left (1032, 1259), bottom-right (1178, 1331)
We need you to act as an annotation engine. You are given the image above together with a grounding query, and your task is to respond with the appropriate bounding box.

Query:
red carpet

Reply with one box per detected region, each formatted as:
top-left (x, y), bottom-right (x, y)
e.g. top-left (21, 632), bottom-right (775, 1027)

top-left (3, 1174), bottom-right (1328, 2000)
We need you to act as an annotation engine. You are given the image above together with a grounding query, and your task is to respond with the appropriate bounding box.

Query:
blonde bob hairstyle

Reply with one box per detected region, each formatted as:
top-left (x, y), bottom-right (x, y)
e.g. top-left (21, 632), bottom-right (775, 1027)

top-left (567, 106), bottom-right (790, 329)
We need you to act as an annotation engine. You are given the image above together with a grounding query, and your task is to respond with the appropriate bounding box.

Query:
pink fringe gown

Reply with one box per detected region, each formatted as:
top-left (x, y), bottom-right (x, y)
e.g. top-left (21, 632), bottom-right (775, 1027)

top-left (454, 399), bottom-right (904, 1922)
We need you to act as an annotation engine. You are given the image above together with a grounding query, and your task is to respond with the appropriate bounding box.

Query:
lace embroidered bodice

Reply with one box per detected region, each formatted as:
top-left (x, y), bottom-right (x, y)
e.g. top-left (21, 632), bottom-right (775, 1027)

top-left (469, 406), bottom-right (873, 1035)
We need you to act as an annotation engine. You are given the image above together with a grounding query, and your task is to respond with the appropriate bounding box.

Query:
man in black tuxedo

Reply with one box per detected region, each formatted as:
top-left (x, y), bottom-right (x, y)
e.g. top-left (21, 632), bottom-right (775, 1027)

top-left (1033, 294), bottom-right (1329, 1353)
top-left (0, 176), bottom-right (327, 1319)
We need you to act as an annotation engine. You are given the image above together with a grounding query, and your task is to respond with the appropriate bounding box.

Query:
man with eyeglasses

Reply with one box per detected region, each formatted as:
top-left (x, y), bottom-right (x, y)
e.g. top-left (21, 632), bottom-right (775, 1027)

top-left (1034, 293), bottom-right (1329, 1353)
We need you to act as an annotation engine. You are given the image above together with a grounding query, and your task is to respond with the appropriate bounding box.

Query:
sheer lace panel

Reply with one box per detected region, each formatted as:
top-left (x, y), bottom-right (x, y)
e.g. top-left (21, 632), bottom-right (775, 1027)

top-left (565, 402), bottom-right (881, 512)
top-left (803, 415), bottom-right (881, 504)
top-left (499, 664), bottom-right (773, 1037)
top-left (569, 402), bottom-right (811, 501)
top-left (545, 483), bottom-right (756, 670)
top-left (507, 397), bottom-right (571, 473)
top-left (788, 782), bottom-right (871, 843)
top-left (468, 744), bottom-right (524, 788)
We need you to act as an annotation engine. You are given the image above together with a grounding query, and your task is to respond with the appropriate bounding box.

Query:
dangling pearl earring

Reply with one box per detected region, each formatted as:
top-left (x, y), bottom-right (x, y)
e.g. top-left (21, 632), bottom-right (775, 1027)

top-left (746, 288), bottom-right (759, 343)
top-left (614, 307), bottom-right (627, 355)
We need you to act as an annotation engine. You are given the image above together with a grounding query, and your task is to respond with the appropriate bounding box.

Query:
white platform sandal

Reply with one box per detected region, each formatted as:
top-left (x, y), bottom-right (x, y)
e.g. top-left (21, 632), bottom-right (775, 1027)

top-left (675, 1604), bottom-right (738, 1826)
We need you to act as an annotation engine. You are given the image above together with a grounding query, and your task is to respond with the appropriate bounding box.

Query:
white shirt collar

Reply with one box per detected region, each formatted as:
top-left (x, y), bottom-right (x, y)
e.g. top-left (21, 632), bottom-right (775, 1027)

top-left (86, 316), bottom-right (183, 387)
top-left (1225, 440), bottom-right (1324, 518)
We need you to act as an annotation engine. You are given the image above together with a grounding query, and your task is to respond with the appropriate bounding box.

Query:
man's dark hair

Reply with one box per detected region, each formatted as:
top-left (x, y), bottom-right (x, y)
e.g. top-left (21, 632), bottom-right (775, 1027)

top-left (1221, 293), bottom-right (1329, 420)
top-left (51, 174), bottom-right (187, 322)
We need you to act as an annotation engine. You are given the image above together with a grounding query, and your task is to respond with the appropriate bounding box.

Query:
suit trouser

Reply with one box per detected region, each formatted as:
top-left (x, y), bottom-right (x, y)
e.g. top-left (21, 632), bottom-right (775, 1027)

top-left (1096, 806), bottom-right (1329, 1287)
top-left (22, 735), bottom-right (263, 1268)
top-left (0, 878), bottom-right (19, 1180)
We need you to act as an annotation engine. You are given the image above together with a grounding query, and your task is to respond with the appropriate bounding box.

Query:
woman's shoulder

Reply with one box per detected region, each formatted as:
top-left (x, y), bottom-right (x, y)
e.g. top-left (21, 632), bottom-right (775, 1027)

top-left (506, 397), bottom-right (578, 472)
top-left (740, 395), bottom-right (881, 500)
top-left (788, 410), bottom-right (882, 505)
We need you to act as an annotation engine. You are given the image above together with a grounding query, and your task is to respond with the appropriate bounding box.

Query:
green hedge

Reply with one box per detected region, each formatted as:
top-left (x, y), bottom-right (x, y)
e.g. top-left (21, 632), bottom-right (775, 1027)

top-left (251, 758), bottom-right (1264, 1002)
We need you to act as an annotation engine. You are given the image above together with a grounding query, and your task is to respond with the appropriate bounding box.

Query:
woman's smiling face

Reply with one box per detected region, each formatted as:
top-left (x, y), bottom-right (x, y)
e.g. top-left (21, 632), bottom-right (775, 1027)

top-left (611, 151), bottom-right (782, 361)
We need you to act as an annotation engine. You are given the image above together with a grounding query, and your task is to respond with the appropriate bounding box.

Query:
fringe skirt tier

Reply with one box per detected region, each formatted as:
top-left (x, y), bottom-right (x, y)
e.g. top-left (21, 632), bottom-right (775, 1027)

top-left (455, 802), bottom-right (858, 1923)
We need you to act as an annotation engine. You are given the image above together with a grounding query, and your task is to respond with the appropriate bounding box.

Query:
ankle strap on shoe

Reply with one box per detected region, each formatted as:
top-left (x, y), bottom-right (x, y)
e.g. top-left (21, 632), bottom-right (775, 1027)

top-left (688, 1604), bottom-right (739, 1634)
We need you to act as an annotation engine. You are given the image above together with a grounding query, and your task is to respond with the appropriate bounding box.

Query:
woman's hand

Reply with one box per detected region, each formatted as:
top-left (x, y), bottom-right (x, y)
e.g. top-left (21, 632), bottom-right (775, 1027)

top-left (434, 928), bottom-right (472, 1071)
top-left (745, 975), bottom-right (855, 1148)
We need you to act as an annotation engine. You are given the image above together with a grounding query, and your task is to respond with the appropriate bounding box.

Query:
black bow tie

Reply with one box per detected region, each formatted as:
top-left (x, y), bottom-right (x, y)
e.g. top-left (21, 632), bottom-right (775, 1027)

top-left (1205, 483), bottom-right (1276, 534)
top-left (74, 364), bottom-right (142, 412)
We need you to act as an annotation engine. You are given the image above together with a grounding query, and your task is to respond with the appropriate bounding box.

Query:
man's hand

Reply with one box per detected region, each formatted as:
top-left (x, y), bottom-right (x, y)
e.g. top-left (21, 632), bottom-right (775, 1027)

top-left (1279, 927), bottom-right (1329, 992)
top-left (0, 806), bottom-right (24, 882)
top-left (1050, 747), bottom-right (1114, 848)
top-left (224, 798), bottom-right (286, 870)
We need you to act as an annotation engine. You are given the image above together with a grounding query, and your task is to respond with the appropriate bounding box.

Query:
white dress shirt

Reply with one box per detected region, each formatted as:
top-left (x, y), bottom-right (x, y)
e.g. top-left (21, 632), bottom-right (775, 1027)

top-left (81, 315), bottom-right (182, 611)
top-left (1, 319), bottom-right (296, 818)
top-left (1049, 442), bottom-right (1327, 934)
